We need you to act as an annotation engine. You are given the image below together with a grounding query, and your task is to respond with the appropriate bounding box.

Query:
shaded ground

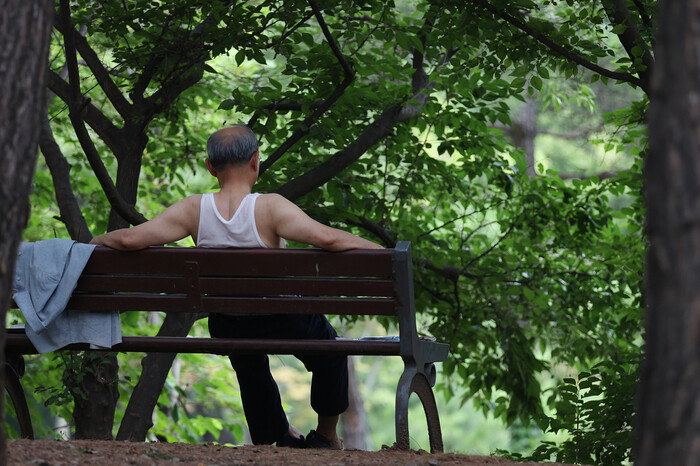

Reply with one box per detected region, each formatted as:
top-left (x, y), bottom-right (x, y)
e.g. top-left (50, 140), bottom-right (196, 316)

top-left (7, 439), bottom-right (579, 465)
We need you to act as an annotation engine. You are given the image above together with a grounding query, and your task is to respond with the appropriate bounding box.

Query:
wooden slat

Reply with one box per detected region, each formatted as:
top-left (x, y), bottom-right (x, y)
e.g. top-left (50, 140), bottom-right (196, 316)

top-left (199, 277), bottom-right (395, 297)
top-left (66, 295), bottom-right (397, 315)
top-left (202, 296), bottom-right (397, 316)
top-left (84, 246), bottom-right (395, 278)
top-left (74, 275), bottom-right (395, 297)
top-left (76, 275), bottom-right (187, 293)
top-left (67, 295), bottom-right (189, 312)
top-left (4, 334), bottom-right (401, 356)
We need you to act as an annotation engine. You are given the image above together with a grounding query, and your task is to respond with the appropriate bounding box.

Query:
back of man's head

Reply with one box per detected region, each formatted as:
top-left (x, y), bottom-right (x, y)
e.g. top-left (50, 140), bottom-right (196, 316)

top-left (207, 125), bottom-right (259, 170)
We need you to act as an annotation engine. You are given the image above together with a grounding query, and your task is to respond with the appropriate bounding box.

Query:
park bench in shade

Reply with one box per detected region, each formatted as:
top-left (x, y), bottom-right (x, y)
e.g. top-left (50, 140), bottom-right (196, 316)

top-left (4, 241), bottom-right (450, 452)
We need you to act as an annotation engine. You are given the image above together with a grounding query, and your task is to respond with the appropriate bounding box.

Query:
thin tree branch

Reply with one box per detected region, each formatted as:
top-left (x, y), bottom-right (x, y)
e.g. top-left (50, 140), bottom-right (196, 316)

top-left (601, 0), bottom-right (654, 91)
top-left (472, 0), bottom-right (646, 90)
top-left (343, 215), bottom-right (396, 247)
top-left (60, 0), bottom-right (147, 226)
top-left (274, 100), bottom-right (402, 201)
top-left (536, 126), bottom-right (603, 139)
top-left (54, 13), bottom-right (132, 119)
top-left (309, 0), bottom-right (354, 77)
top-left (259, 100), bottom-right (324, 112)
top-left (417, 212), bottom-right (473, 239)
top-left (274, 44), bottom-right (439, 200)
top-left (346, 215), bottom-right (480, 283)
top-left (461, 217), bottom-right (518, 272)
top-left (39, 114), bottom-right (93, 243)
top-left (259, 1), bottom-right (356, 174)
top-left (274, 5), bottom-right (447, 198)
top-left (140, 2), bottom-right (243, 119)
top-left (274, 10), bottom-right (315, 57)
top-left (47, 70), bottom-right (124, 154)
top-left (631, 0), bottom-right (654, 32)
top-left (557, 169), bottom-right (625, 180)
top-left (43, 61), bottom-right (92, 243)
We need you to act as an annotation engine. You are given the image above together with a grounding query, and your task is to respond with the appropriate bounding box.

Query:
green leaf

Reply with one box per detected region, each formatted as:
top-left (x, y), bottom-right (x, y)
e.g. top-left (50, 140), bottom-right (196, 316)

top-left (511, 65), bottom-right (531, 77)
top-left (530, 75), bottom-right (543, 91)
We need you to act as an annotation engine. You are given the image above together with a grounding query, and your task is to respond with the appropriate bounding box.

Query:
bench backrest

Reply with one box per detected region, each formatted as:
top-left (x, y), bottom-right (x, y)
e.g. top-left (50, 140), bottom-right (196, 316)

top-left (68, 243), bottom-right (411, 320)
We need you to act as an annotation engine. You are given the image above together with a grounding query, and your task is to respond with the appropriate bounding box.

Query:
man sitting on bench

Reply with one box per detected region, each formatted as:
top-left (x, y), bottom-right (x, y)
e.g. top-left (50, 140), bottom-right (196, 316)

top-left (90, 124), bottom-right (382, 449)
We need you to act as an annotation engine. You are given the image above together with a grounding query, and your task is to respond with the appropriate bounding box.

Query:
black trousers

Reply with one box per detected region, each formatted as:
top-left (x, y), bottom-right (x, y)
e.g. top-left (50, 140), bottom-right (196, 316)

top-left (208, 313), bottom-right (349, 445)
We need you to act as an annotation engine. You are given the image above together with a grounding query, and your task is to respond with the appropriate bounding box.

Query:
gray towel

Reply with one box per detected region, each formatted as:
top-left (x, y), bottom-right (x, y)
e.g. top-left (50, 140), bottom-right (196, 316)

top-left (12, 239), bottom-right (122, 353)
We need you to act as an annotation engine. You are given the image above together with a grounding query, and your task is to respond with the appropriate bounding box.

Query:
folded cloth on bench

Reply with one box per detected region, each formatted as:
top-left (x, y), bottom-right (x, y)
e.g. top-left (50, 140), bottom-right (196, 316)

top-left (12, 239), bottom-right (121, 353)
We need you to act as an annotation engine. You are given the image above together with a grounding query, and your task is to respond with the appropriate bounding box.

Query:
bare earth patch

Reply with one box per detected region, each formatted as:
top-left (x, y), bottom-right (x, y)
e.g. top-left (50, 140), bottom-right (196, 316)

top-left (7, 439), bottom-right (578, 465)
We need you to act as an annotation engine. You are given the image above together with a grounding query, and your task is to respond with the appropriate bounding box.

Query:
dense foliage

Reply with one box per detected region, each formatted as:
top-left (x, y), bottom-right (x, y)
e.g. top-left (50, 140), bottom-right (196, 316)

top-left (11, 0), bottom-right (654, 463)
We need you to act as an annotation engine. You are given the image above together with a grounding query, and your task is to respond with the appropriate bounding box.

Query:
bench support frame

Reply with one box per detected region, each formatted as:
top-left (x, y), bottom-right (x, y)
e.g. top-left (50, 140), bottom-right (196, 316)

top-left (393, 242), bottom-right (444, 452)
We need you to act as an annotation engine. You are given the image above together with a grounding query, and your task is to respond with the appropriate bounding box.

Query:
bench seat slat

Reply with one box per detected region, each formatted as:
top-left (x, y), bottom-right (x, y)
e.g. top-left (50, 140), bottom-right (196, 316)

top-left (66, 295), bottom-right (398, 315)
top-left (76, 276), bottom-right (395, 297)
top-left (4, 334), bottom-right (401, 356)
top-left (203, 297), bottom-right (396, 315)
top-left (84, 247), bottom-right (395, 278)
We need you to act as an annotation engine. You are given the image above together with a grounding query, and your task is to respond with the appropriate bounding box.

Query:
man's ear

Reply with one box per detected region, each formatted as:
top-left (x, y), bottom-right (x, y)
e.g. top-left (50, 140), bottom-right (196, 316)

top-left (205, 158), bottom-right (218, 177)
top-left (251, 150), bottom-right (260, 173)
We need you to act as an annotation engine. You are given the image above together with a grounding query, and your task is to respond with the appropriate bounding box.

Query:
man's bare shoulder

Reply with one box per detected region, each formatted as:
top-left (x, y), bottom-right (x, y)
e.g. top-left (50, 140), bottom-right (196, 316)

top-left (257, 192), bottom-right (286, 203)
top-left (170, 194), bottom-right (202, 211)
top-left (186, 193), bottom-right (203, 205)
top-left (157, 194), bottom-right (202, 222)
top-left (256, 193), bottom-right (293, 212)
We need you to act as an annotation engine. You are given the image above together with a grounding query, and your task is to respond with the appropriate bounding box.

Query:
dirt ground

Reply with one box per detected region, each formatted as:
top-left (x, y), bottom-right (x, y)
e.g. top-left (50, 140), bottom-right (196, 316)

top-left (6, 439), bottom-right (580, 465)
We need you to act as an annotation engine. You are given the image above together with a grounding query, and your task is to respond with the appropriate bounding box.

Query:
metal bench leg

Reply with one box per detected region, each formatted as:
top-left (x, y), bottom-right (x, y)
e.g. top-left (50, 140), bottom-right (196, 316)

top-left (411, 371), bottom-right (444, 453)
top-left (4, 353), bottom-right (34, 439)
top-left (395, 366), bottom-right (444, 453)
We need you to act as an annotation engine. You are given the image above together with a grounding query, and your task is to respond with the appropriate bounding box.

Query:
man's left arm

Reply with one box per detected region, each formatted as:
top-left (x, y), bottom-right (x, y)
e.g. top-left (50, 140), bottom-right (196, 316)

top-left (90, 195), bottom-right (199, 251)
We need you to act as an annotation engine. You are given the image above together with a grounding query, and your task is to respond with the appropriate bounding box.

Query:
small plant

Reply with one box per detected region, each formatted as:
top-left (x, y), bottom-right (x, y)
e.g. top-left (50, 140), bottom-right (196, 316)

top-left (527, 359), bottom-right (637, 465)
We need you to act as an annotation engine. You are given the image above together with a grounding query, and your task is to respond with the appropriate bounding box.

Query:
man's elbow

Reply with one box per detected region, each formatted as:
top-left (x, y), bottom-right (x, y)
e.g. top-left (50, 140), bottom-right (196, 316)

top-left (312, 230), bottom-right (343, 251)
top-left (114, 229), bottom-right (146, 251)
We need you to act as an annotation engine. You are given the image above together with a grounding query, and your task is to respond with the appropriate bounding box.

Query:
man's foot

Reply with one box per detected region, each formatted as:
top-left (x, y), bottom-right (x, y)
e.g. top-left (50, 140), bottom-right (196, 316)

top-left (305, 430), bottom-right (343, 449)
top-left (276, 432), bottom-right (306, 448)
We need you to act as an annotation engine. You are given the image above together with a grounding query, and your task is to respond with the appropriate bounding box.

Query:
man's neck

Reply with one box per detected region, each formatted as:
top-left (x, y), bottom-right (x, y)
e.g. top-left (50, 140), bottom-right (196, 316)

top-left (215, 168), bottom-right (256, 197)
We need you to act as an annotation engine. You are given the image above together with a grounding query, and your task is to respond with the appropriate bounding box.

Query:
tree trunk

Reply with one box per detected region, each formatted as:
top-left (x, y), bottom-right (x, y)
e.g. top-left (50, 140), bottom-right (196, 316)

top-left (341, 357), bottom-right (370, 450)
top-left (507, 97), bottom-right (537, 177)
top-left (0, 0), bottom-right (53, 457)
top-left (70, 353), bottom-right (119, 440)
top-left (69, 125), bottom-right (146, 438)
top-left (117, 312), bottom-right (199, 441)
top-left (635, 0), bottom-right (700, 463)
top-left (107, 133), bottom-right (146, 231)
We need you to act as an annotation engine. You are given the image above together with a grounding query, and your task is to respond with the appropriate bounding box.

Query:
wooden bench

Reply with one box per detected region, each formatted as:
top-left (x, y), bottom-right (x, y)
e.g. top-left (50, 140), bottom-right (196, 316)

top-left (4, 241), bottom-right (450, 452)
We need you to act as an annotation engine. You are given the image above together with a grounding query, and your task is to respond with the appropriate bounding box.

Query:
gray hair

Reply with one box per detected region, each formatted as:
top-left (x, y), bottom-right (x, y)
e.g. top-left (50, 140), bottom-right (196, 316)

top-left (206, 125), bottom-right (259, 169)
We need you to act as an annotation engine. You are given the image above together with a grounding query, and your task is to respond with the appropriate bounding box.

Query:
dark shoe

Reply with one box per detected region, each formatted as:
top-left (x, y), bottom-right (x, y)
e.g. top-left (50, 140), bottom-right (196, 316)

top-left (276, 432), bottom-right (306, 448)
top-left (305, 430), bottom-right (332, 448)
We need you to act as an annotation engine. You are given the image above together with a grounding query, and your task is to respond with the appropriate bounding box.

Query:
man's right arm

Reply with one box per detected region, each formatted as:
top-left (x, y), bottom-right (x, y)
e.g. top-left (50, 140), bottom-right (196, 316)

top-left (90, 195), bottom-right (200, 251)
top-left (266, 194), bottom-right (383, 251)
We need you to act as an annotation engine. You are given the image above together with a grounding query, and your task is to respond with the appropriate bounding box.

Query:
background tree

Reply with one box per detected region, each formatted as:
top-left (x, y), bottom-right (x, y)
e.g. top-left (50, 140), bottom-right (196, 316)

top-left (0, 0), bottom-right (54, 460)
top-left (636, 0), bottom-right (700, 462)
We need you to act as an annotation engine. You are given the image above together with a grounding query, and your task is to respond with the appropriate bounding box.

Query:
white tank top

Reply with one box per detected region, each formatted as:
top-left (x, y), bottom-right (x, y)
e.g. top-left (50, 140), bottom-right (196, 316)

top-left (196, 192), bottom-right (268, 248)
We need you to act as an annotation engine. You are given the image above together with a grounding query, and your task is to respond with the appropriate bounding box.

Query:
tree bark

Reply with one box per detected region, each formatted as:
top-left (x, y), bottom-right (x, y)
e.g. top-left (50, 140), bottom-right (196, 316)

top-left (70, 353), bottom-right (119, 440)
top-left (116, 313), bottom-right (199, 441)
top-left (635, 0), bottom-right (700, 463)
top-left (0, 0), bottom-right (53, 457)
top-left (506, 98), bottom-right (537, 177)
top-left (39, 114), bottom-right (93, 243)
